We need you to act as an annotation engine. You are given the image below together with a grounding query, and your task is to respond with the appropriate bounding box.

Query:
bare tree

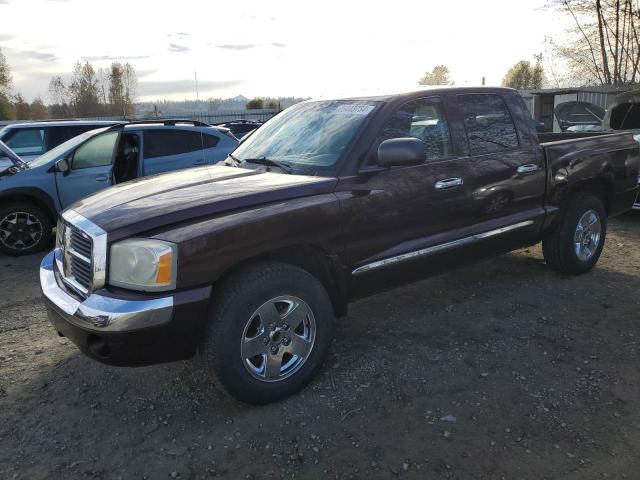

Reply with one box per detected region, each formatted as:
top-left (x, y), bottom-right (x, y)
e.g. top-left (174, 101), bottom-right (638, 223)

top-left (48, 76), bottom-right (71, 118)
top-left (122, 62), bottom-right (137, 116)
top-left (555, 0), bottom-right (640, 85)
top-left (418, 65), bottom-right (454, 86)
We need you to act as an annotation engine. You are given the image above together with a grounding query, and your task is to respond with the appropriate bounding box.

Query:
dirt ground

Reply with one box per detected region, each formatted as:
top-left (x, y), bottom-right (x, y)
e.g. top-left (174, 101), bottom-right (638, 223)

top-left (1, 214), bottom-right (640, 480)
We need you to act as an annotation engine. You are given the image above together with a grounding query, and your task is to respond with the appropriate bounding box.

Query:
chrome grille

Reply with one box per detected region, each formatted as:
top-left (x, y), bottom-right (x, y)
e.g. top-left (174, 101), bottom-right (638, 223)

top-left (55, 210), bottom-right (107, 297)
top-left (61, 223), bottom-right (94, 295)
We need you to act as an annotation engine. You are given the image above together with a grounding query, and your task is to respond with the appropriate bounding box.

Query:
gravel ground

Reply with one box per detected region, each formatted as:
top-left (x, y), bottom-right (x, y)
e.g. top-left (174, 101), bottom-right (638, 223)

top-left (1, 214), bottom-right (639, 480)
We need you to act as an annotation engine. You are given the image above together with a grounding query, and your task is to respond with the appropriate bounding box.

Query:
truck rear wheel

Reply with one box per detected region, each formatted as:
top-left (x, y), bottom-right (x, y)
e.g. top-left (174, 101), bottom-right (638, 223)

top-left (201, 261), bottom-right (334, 404)
top-left (542, 192), bottom-right (607, 275)
top-left (0, 203), bottom-right (52, 257)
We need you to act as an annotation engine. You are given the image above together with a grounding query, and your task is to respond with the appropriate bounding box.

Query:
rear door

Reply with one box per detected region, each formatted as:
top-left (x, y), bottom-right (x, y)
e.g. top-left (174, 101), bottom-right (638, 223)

top-left (55, 130), bottom-right (120, 208)
top-left (141, 128), bottom-right (206, 175)
top-left (453, 92), bottom-right (546, 239)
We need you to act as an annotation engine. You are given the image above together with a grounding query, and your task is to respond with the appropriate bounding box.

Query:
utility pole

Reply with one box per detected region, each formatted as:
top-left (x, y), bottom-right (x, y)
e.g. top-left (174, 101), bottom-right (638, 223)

top-left (195, 71), bottom-right (199, 102)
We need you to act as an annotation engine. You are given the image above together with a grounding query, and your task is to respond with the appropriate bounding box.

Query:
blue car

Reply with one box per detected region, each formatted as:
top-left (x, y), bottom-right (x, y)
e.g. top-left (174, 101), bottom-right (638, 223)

top-left (0, 120), bottom-right (126, 170)
top-left (0, 120), bottom-right (238, 256)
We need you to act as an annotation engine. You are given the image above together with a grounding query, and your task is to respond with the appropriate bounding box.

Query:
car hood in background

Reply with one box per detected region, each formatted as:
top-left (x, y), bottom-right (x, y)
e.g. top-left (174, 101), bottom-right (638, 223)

top-left (554, 101), bottom-right (604, 131)
top-left (71, 165), bottom-right (338, 236)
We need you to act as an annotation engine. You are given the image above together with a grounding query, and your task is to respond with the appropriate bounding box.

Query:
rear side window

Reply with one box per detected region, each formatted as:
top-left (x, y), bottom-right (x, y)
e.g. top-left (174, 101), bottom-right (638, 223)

top-left (144, 130), bottom-right (203, 159)
top-left (4, 128), bottom-right (46, 155)
top-left (457, 94), bottom-right (519, 155)
top-left (202, 133), bottom-right (219, 148)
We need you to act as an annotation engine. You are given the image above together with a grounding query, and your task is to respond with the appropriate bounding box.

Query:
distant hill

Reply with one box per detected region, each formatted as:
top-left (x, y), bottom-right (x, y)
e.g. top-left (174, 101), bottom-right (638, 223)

top-left (136, 96), bottom-right (305, 117)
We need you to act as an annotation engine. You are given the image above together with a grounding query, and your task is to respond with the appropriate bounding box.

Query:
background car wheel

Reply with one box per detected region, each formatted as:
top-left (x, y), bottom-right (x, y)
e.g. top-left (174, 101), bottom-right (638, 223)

top-left (201, 261), bottom-right (334, 405)
top-left (542, 192), bottom-right (607, 275)
top-left (0, 203), bottom-right (52, 256)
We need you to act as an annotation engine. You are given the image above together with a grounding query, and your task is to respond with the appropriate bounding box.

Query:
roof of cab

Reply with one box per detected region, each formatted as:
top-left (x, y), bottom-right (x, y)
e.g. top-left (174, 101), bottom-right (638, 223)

top-left (316, 86), bottom-right (519, 103)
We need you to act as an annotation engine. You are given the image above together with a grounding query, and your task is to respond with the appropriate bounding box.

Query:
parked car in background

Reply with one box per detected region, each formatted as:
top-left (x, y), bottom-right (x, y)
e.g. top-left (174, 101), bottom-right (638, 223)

top-left (0, 120), bottom-right (126, 170)
top-left (40, 87), bottom-right (639, 404)
top-left (0, 119), bottom-right (238, 255)
top-left (216, 119), bottom-right (262, 139)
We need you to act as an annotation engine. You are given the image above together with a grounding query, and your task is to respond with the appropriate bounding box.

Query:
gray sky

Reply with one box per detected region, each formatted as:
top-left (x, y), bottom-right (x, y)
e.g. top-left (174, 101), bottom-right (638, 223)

top-left (0, 0), bottom-right (570, 102)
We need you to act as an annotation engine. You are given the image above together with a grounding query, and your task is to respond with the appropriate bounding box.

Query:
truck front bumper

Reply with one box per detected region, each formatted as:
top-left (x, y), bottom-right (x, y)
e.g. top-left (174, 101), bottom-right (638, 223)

top-left (40, 250), bottom-right (211, 366)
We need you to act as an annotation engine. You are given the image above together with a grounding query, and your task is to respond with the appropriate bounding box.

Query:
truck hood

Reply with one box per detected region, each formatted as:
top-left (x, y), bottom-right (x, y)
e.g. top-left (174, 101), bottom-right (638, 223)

top-left (71, 165), bottom-right (338, 236)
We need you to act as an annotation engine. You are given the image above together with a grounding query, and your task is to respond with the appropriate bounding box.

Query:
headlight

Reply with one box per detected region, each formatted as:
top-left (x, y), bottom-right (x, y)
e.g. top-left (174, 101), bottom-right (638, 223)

top-left (109, 239), bottom-right (177, 292)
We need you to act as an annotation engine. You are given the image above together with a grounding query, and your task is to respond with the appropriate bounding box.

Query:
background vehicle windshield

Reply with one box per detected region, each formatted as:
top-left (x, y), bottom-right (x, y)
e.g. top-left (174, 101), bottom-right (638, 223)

top-left (28, 128), bottom-right (109, 168)
top-left (232, 100), bottom-right (379, 173)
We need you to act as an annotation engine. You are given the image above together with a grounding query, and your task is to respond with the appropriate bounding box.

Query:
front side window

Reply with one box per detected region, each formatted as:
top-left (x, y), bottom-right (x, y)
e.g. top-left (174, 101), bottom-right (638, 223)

top-left (144, 130), bottom-right (203, 159)
top-left (4, 128), bottom-right (46, 155)
top-left (378, 97), bottom-right (452, 161)
top-left (458, 94), bottom-right (520, 155)
top-left (72, 131), bottom-right (119, 169)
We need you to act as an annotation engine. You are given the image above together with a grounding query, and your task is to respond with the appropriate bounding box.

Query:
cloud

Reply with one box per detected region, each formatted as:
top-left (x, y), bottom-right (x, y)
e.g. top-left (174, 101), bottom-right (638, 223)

top-left (215, 43), bottom-right (286, 50)
top-left (136, 68), bottom-right (157, 78)
top-left (81, 54), bottom-right (150, 62)
top-left (138, 79), bottom-right (244, 97)
top-left (168, 43), bottom-right (190, 53)
top-left (0, 0), bottom-right (10, 4)
top-left (0, 34), bottom-right (14, 41)
top-left (216, 44), bottom-right (256, 51)
top-left (15, 50), bottom-right (58, 62)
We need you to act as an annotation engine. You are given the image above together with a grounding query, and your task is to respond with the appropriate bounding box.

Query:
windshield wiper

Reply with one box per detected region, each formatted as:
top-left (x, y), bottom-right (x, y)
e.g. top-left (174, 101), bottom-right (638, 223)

top-left (226, 152), bottom-right (241, 167)
top-left (242, 156), bottom-right (293, 174)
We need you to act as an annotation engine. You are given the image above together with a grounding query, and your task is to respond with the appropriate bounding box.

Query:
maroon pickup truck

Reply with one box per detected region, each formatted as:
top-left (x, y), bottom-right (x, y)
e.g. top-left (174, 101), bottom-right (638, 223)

top-left (40, 87), bottom-right (640, 404)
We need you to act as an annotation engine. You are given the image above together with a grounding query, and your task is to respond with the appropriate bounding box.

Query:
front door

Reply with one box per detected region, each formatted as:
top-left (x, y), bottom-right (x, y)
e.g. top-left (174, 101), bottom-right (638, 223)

top-left (338, 96), bottom-right (474, 296)
top-left (56, 130), bottom-right (120, 208)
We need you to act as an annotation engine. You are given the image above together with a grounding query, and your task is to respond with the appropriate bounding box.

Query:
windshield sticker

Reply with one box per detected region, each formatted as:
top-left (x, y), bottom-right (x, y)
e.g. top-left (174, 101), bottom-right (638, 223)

top-left (334, 104), bottom-right (375, 115)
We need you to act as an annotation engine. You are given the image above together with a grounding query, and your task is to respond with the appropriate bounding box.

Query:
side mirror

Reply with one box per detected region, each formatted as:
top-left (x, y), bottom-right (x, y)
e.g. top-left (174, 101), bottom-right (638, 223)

top-left (377, 138), bottom-right (426, 168)
top-left (56, 158), bottom-right (70, 175)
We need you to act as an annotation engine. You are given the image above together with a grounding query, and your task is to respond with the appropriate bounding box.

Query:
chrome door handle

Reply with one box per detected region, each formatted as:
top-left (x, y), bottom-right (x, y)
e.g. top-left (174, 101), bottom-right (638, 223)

top-left (435, 178), bottom-right (464, 190)
top-left (95, 174), bottom-right (109, 182)
top-left (517, 163), bottom-right (540, 174)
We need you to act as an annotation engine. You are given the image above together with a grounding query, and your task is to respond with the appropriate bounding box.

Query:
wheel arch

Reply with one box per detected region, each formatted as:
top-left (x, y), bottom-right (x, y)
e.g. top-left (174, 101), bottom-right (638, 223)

top-left (212, 244), bottom-right (349, 318)
top-left (0, 188), bottom-right (57, 224)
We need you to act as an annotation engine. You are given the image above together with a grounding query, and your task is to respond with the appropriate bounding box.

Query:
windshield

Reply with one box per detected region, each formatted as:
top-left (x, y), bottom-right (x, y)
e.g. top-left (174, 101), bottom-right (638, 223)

top-left (28, 127), bottom-right (110, 168)
top-left (232, 100), bottom-right (379, 174)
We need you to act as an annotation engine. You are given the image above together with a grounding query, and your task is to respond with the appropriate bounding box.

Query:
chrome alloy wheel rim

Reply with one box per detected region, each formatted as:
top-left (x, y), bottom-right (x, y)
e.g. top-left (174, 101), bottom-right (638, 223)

top-left (240, 295), bottom-right (316, 382)
top-left (574, 209), bottom-right (601, 261)
top-left (0, 211), bottom-right (43, 251)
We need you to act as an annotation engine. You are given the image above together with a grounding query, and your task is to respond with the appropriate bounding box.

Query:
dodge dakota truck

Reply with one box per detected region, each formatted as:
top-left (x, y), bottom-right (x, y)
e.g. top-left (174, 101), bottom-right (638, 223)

top-left (40, 87), bottom-right (640, 404)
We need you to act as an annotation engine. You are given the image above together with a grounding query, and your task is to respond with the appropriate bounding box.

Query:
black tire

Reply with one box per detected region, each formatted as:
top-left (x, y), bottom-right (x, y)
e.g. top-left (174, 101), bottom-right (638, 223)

top-left (542, 192), bottom-right (607, 275)
top-left (0, 202), bottom-right (53, 256)
top-left (201, 261), bottom-right (334, 405)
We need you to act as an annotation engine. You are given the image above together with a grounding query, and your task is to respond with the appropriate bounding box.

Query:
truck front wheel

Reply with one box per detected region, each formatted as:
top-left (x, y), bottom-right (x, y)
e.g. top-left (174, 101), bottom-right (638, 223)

top-left (201, 261), bottom-right (334, 404)
top-left (0, 203), bottom-right (53, 257)
top-left (542, 192), bottom-right (607, 275)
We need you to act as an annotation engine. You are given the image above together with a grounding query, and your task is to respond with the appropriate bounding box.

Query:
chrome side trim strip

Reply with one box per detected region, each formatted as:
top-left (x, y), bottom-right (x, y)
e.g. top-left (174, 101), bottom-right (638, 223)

top-left (352, 220), bottom-right (535, 275)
